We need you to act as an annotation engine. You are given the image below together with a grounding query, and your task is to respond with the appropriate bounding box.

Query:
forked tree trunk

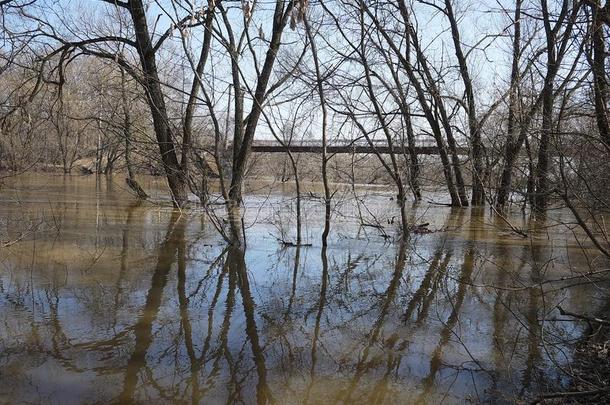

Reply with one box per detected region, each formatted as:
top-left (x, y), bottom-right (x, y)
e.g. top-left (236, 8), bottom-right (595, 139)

top-left (228, 1), bottom-right (294, 207)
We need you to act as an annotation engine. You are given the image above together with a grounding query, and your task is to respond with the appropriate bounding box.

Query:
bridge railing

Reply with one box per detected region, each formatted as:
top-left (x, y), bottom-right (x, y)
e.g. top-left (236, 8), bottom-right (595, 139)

top-left (249, 138), bottom-right (441, 149)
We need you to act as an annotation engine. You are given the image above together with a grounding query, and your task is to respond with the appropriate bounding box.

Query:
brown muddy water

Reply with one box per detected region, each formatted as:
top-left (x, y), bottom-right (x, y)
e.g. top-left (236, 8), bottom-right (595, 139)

top-left (0, 174), bottom-right (607, 404)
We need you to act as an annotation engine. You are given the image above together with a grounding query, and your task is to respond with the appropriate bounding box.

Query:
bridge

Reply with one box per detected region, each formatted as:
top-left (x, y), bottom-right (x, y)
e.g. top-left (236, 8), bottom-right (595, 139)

top-left (249, 139), bottom-right (469, 155)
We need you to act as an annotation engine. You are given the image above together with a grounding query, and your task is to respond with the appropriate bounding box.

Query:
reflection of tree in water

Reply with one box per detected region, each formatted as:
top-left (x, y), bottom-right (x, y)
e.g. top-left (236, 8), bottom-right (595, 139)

top-left (403, 245), bottom-right (452, 326)
top-left (521, 230), bottom-right (544, 395)
top-left (113, 201), bottom-right (141, 330)
top-left (123, 228), bottom-right (274, 404)
top-left (1, 198), bottom-right (603, 404)
top-left (304, 244), bottom-right (329, 404)
top-left (339, 238), bottom-right (408, 404)
top-left (417, 209), bottom-right (477, 403)
top-left (279, 209), bottom-right (465, 403)
top-left (490, 216), bottom-right (523, 398)
top-left (177, 217), bottom-right (201, 405)
top-left (118, 211), bottom-right (187, 403)
top-left (489, 214), bottom-right (549, 399)
top-left (114, 213), bottom-right (272, 404)
top-left (231, 245), bottom-right (274, 404)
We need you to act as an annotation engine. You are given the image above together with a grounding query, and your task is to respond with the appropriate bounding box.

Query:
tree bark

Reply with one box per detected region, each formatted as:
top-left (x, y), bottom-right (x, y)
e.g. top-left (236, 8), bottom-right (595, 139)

top-left (128, 0), bottom-right (187, 207)
top-left (229, 0), bottom-right (293, 205)
top-left (445, 0), bottom-right (484, 205)
top-left (182, 1), bottom-right (215, 179)
top-left (534, 0), bottom-right (560, 211)
top-left (304, 14), bottom-right (333, 245)
top-left (496, 0), bottom-right (523, 208)
top-left (591, 0), bottom-right (610, 149)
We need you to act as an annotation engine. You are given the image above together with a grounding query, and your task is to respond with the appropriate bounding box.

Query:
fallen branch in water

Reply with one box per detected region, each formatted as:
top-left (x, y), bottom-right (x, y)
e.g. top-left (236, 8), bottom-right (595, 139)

top-left (557, 306), bottom-right (610, 326)
top-left (268, 233), bottom-right (312, 247)
top-left (126, 178), bottom-right (149, 200)
top-left (490, 204), bottom-right (528, 238)
top-left (557, 189), bottom-right (610, 259)
top-left (426, 199), bottom-right (452, 206)
top-left (2, 219), bottom-right (43, 247)
top-left (362, 222), bottom-right (384, 229)
top-left (410, 222), bottom-right (433, 234)
top-left (530, 386), bottom-right (610, 404)
top-left (281, 240), bottom-right (312, 247)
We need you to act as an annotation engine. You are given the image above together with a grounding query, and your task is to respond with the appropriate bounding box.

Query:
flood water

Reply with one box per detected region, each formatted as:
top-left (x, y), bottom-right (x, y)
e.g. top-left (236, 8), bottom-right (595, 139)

top-left (0, 174), bottom-right (607, 404)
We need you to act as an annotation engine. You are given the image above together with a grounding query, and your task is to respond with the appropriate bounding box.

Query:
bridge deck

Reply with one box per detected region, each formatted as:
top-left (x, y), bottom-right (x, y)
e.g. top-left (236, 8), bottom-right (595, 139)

top-left (250, 144), bottom-right (469, 155)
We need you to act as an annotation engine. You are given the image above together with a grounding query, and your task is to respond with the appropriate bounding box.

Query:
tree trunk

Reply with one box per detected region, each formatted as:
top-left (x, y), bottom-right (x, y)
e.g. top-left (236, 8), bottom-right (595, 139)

top-left (497, 0), bottom-right (579, 210)
top-left (445, 0), bottom-right (484, 205)
top-left (496, 0), bottom-right (522, 208)
top-left (399, 0), bottom-right (466, 205)
top-left (128, 0), bottom-right (187, 207)
top-left (364, 0), bottom-right (462, 206)
top-left (591, 1), bottom-right (610, 149)
top-left (304, 16), bottom-right (332, 245)
top-left (533, 0), bottom-right (559, 212)
top-left (404, 108), bottom-right (422, 200)
top-left (229, 1), bottom-right (293, 206)
top-left (534, 79), bottom-right (554, 211)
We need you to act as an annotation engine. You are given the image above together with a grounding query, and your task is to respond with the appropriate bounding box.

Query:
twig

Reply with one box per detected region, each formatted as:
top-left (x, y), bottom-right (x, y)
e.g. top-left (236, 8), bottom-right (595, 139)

top-left (557, 305), bottom-right (610, 326)
top-left (490, 204), bottom-right (528, 238)
top-left (2, 219), bottom-right (44, 247)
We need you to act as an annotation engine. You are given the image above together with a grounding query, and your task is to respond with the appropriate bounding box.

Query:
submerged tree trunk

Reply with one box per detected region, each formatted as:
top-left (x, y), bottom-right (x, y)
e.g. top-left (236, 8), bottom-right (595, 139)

top-left (304, 16), bottom-right (332, 245)
top-left (384, 37), bottom-right (421, 201)
top-left (289, 153), bottom-right (303, 245)
top-left (438, 102), bottom-right (469, 207)
top-left (404, 108), bottom-right (422, 201)
top-left (524, 135), bottom-right (536, 208)
top-left (444, 0), bottom-right (484, 206)
top-left (120, 67), bottom-right (147, 200)
top-left (228, 2), bottom-right (293, 206)
top-left (534, 77), bottom-right (554, 212)
top-left (360, 0), bottom-right (462, 206)
top-left (354, 5), bottom-right (411, 236)
top-left (590, 1), bottom-right (610, 149)
top-left (534, 0), bottom-right (560, 212)
top-left (498, 0), bottom-right (580, 210)
top-left (496, 0), bottom-right (523, 208)
top-left (398, 0), bottom-right (466, 206)
top-left (181, 1), bottom-right (215, 204)
top-left (128, 0), bottom-right (187, 207)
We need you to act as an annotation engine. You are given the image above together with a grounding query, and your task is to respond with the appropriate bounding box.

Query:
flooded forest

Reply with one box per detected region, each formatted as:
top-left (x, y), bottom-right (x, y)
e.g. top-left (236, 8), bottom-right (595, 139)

top-left (1, 0), bottom-right (609, 404)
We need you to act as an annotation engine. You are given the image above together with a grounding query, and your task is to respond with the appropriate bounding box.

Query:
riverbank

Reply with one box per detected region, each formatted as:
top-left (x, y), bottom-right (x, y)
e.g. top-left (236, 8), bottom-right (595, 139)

top-left (534, 310), bottom-right (610, 404)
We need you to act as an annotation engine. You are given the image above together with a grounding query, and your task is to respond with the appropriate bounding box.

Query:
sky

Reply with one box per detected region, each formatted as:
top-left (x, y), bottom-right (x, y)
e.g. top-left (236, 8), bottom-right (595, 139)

top-left (5, 0), bottom-right (550, 145)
